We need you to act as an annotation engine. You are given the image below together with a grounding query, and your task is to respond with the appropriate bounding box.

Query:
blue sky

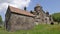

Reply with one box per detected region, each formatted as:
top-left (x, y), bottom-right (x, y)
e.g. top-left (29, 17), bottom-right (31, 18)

top-left (0, 0), bottom-right (60, 21)
top-left (27, 0), bottom-right (60, 14)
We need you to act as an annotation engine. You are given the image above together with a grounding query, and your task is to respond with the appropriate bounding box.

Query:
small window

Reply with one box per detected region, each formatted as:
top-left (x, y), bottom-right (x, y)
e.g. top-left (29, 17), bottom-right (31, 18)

top-left (37, 12), bottom-right (39, 15)
top-left (42, 19), bottom-right (44, 21)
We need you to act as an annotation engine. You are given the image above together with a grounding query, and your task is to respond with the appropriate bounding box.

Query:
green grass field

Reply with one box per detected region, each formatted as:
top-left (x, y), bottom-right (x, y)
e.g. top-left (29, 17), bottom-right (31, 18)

top-left (0, 24), bottom-right (60, 34)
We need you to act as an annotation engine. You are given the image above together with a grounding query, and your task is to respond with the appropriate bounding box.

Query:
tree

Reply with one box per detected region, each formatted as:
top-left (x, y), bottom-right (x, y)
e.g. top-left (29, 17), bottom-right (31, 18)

top-left (52, 13), bottom-right (60, 24)
top-left (0, 15), bottom-right (3, 24)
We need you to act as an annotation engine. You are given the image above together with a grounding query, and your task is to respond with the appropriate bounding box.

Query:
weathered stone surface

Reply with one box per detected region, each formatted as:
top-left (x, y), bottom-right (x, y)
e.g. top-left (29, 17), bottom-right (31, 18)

top-left (30, 4), bottom-right (54, 24)
top-left (6, 13), bottom-right (35, 31)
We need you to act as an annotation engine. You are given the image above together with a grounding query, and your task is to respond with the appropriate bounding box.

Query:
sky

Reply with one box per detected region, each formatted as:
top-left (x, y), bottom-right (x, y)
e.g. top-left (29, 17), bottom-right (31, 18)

top-left (0, 0), bottom-right (60, 21)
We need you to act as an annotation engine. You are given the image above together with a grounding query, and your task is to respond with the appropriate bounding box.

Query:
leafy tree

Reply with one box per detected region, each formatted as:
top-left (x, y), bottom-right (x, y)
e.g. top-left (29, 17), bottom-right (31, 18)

top-left (0, 15), bottom-right (3, 24)
top-left (52, 13), bottom-right (60, 24)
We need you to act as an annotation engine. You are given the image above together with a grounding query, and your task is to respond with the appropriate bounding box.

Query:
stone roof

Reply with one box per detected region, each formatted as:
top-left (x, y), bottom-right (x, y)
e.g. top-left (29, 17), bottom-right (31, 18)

top-left (35, 4), bottom-right (42, 8)
top-left (35, 4), bottom-right (40, 7)
top-left (8, 6), bottom-right (35, 17)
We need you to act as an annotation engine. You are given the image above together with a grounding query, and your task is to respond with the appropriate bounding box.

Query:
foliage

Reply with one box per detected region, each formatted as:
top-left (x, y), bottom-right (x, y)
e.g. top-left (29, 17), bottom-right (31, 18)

top-left (0, 15), bottom-right (3, 24)
top-left (52, 13), bottom-right (60, 23)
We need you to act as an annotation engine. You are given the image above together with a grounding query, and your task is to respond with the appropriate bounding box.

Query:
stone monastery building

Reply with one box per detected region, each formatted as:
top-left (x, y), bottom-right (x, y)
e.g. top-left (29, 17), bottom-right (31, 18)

top-left (5, 4), bottom-right (53, 31)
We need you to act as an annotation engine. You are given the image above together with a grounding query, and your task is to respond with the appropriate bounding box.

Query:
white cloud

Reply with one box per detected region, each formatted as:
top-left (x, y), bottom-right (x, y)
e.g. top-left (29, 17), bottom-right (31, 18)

top-left (0, 3), bottom-right (8, 13)
top-left (0, 0), bottom-right (31, 10)
top-left (9, 0), bottom-right (31, 8)
top-left (0, 0), bottom-right (31, 21)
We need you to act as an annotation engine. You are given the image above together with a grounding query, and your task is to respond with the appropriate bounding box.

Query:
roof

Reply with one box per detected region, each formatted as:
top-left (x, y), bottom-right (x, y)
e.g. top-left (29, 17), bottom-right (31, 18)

top-left (34, 4), bottom-right (42, 8)
top-left (8, 6), bottom-right (35, 17)
top-left (35, 4), bottom-right (40, 7)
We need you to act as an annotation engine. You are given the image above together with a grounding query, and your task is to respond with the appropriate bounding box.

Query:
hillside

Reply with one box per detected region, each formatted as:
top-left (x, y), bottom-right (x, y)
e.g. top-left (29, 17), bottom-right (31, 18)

top-left (0, 24), bottom-right (60, 34)
top-left (52, 12), bottom-right (60, 24)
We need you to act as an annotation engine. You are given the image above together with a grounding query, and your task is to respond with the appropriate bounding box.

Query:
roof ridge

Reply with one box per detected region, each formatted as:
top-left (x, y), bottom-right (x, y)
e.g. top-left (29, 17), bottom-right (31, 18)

top-left (8, 6), bottom-right (35, 17)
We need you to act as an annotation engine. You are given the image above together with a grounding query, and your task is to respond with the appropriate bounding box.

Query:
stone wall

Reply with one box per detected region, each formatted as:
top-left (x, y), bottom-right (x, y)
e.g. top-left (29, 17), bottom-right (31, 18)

top-left (5, 8), bottom-right (11, 31)
top-left (8, 13), bottom-right (35, 31)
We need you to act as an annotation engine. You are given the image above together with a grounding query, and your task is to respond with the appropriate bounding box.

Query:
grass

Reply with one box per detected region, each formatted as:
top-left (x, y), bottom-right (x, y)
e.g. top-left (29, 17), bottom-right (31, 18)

top-left (0, 24), bottom-right (60, 34)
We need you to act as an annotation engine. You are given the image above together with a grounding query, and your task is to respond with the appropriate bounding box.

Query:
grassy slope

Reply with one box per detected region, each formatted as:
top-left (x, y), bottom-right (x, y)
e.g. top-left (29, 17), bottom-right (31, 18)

top-left (0, 24), bottom-right (60, 34)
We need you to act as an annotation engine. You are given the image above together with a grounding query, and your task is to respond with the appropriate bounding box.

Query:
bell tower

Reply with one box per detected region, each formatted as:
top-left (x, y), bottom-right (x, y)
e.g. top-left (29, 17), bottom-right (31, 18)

top-left (34, 4), bottom-right (46, 24)
top-left (34, 4), bottom-right (42, 12)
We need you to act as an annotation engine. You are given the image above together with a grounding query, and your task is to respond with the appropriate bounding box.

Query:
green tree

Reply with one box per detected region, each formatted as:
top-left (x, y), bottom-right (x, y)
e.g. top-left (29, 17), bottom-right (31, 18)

top-left (0, 15), bottom-right (3, 24)
top-left (52, 13), bottom-right (60, 24)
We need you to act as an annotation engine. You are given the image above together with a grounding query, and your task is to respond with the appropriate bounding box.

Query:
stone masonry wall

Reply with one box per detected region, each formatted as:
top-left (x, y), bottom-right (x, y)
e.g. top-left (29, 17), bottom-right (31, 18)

top-left (8, 13), bottom-right (35, 31)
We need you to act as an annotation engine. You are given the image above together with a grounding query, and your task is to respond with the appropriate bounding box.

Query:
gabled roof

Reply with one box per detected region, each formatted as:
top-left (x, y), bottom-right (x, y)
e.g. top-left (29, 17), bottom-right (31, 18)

top-left (8, 6), bottom-right (35, 17)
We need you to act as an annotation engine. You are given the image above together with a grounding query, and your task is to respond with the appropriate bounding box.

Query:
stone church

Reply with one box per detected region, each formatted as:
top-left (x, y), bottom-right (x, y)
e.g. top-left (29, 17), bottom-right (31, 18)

top-left (5, 4), bottom-right (53, 31)
top-left (30, 4), bottom-right (53, 24)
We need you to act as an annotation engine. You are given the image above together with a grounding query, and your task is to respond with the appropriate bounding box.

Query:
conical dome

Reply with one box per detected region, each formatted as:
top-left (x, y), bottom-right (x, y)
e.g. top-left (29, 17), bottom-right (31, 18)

top-left (35, 4), bottom-right (40, 7)
top-left (35, 4), bottom-right (42, 8)
top-left (37, 4), bottom-right (40, 6)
